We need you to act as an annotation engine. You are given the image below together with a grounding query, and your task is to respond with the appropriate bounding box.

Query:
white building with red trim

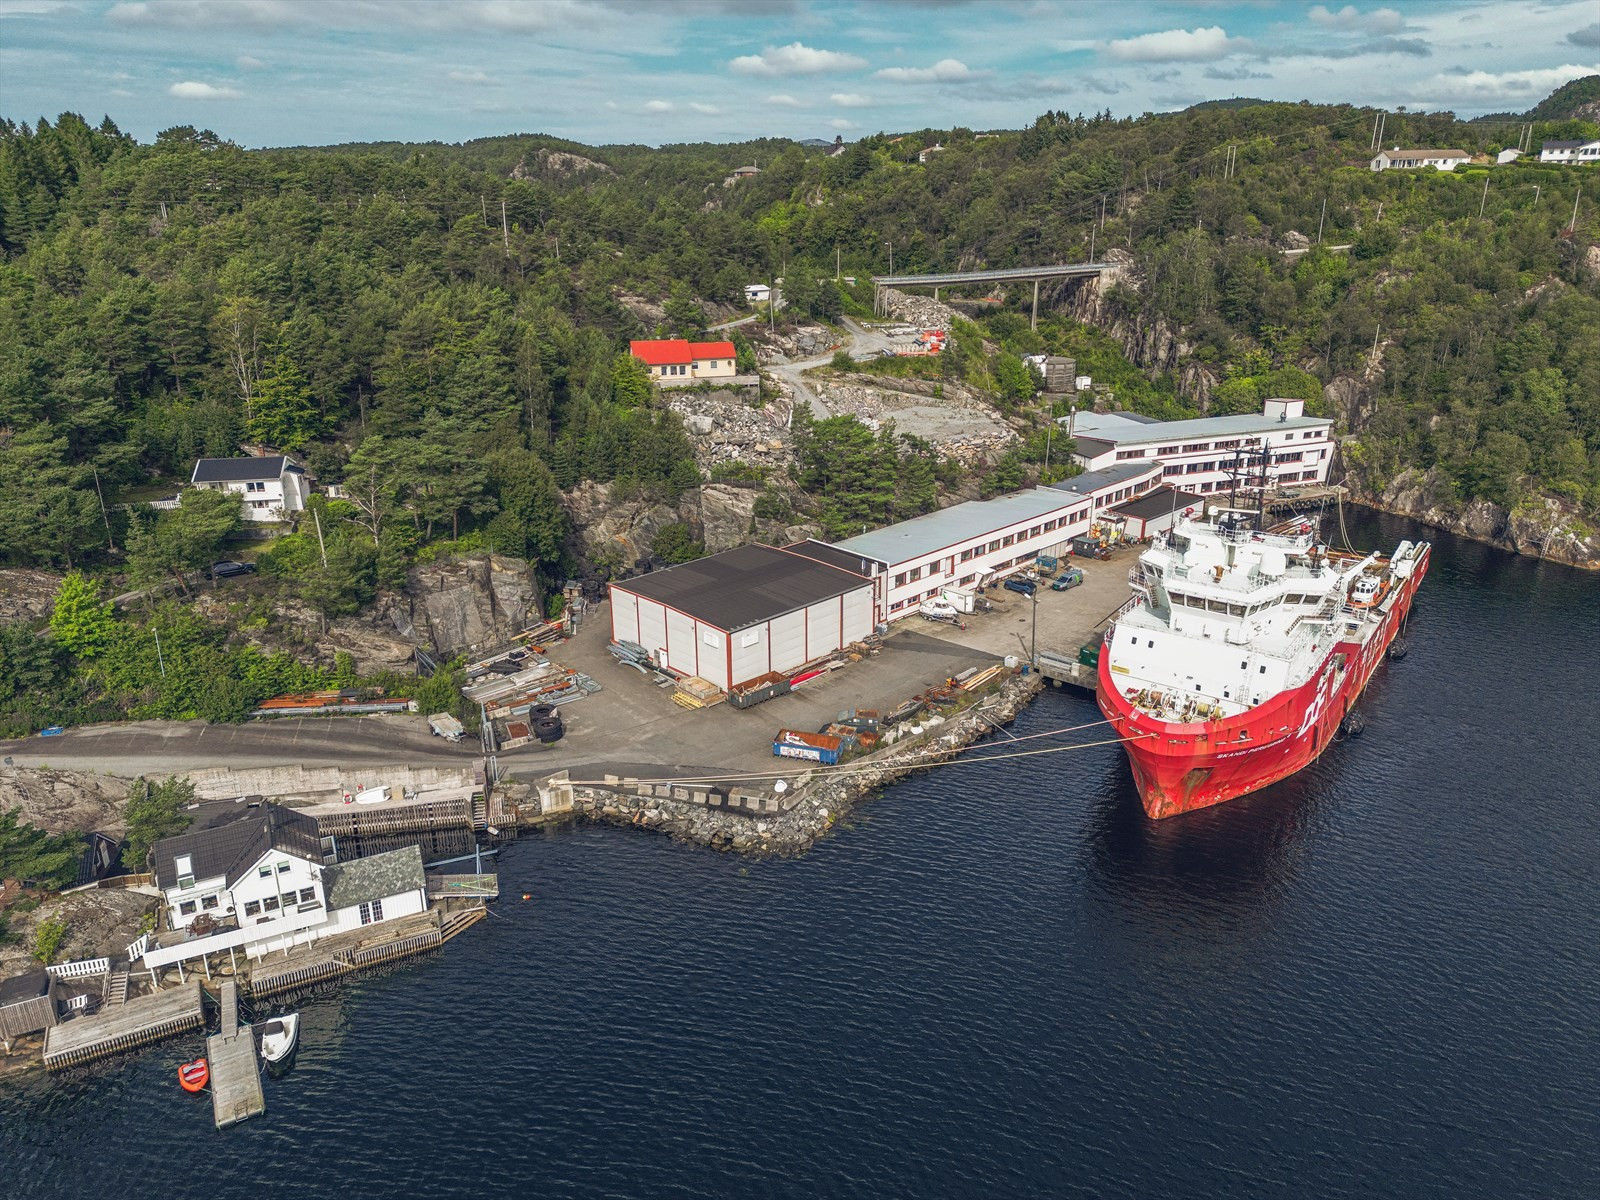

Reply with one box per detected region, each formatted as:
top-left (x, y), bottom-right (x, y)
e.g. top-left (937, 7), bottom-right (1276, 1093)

top-left (630, 339), bottom-right (738, 386)
top-left (1062, 399), bottom-right (1333, 497)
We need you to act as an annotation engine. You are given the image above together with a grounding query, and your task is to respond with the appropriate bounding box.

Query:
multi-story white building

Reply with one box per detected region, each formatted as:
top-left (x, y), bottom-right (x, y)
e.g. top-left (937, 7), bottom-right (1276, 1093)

top-left (190, 455), bottom-right (310, 521)
top-left (137, 803), bottom-right (428, 981)
top-left (1539, 139), bottom-right (1600, 163)
top-left (1061, 399), bottom-right (1334, 497)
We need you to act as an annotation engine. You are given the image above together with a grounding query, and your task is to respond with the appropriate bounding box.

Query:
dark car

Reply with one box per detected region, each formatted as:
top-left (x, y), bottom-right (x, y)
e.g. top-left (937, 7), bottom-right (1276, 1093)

top-left (1002, 577), bottom-right (1036, 596)
top-left (207, 560), bottom-right (257, 580)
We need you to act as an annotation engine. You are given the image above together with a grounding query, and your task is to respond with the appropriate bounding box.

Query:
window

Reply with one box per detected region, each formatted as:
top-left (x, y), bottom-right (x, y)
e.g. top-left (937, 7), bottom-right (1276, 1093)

top-left (1043, 519), bottom-right (1058, 532)
top-left (359, 899), bottom-right (384, 925)
top-left (202, 895), bottom-right (219, 910)
top-left (907, 566), bottom-right (922, 582)
top-left (276, 861), bottom-right (292, 874)
top-left (893, 572), bottom-right (907, 587)
top-left (959, 548), bottom-right (974, 562)
top-left (1182, 442), bottom-right (1210, 453)
top-left (1115, 449), bottom-right (1146, 460)
top-left (987, 539), bottom-right (1001, 553)
top-left (245, 900), bottom-right (261, 917)
top-left (1158, 445), bottom-right (1180, 455)
top-left (1030, 525), bottom-right (1043, 538)
top-left (263, 896), bottom-right (280, 912)
top-left (179, 875), bottom-right (195, 890)
top-left (179, 900), bottom-right (197, 916)
top-left (1259, 665), bottom-right (1268, 674)
top-left (299, 887), bottom-right (317, 904)
top-left (960, 574), bottom-right (976, 586)
top-left (258, 866), bottom-right (272, 878)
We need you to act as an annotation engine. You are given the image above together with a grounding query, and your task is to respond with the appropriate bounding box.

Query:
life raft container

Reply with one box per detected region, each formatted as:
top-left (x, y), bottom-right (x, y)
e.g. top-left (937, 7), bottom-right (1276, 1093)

top-left (178, 1057), bottom-right (210, 1093)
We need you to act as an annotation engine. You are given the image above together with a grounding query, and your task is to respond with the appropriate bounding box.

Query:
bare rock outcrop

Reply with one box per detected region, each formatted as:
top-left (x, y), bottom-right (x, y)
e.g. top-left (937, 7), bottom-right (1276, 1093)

top-left (0, 766), bottom-right (130, 836)
top-left (0, 569), bottom-right (64, 624)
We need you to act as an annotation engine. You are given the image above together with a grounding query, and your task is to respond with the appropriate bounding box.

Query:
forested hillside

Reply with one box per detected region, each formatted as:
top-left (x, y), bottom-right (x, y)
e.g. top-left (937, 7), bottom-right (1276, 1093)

top-left (0, 89), bottom-right (1597, 729)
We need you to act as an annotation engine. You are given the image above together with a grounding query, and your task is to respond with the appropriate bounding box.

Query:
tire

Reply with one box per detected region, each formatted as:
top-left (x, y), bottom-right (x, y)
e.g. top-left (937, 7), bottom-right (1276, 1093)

top-left (529, 704), bottom-right (557, 721)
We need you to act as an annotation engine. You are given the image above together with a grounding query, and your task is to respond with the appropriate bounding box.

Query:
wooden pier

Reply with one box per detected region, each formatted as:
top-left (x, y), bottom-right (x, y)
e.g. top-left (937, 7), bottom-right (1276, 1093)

top-left (42, 979), bottom-right (206, 1070)
top-left (426, 873), bottom-right (500, 900)
top-left (208, 980), bottom-right (265, 1130)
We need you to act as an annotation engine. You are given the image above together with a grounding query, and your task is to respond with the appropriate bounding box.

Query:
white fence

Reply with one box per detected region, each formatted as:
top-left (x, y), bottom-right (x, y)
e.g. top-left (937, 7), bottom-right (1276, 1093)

top-left (46, 957), bottom-right (110, 980)
top-left (125, 933), bottom-right (151, 963)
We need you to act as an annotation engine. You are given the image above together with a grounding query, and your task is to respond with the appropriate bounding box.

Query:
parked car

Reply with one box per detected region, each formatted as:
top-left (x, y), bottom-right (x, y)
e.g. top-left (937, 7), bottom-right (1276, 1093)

top-left (207, 560), bottom-right (257, 579)
top-left (1003, 577), bottom-right (1036, 596)
top-left (1051, 567), bottom-right (1084, 591)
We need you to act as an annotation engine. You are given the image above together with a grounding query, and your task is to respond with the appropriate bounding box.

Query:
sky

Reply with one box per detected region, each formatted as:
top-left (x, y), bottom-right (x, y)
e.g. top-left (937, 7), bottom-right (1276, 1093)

top-left (0, 0), bottom-right (1596, 148)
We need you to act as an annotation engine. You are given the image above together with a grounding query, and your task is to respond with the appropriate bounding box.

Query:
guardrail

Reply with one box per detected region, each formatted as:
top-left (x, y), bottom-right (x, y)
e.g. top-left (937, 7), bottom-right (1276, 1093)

top-left (47, 957), bottom-right (110, 980)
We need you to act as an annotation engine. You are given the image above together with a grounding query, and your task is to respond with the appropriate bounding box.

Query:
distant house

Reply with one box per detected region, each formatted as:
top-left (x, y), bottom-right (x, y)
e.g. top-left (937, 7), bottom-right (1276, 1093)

top-left (190, 455), bottom-right (309, 522)
top-left (918, 143), bottom-right (945, 164)
top-left (825, 135), bottom-right (847, 158)
top-left (744, 283), bottom-right (772, 304)
top-left (731, 165), bottom-right (760, 178)
top-left (1369, 147), bottom-right (1470, 172)
top-left (1496, 148), bottom-right (1523, 165)
top-left (1539, 139), bottom-right (1600, 163)
top-left (630, 339), bottom-right (739, 386)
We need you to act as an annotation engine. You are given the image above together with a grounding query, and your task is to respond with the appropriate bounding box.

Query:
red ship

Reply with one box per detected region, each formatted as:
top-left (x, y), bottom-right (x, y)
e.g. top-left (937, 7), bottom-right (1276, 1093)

top-left (1096, 509), bottom-right (1429, 818)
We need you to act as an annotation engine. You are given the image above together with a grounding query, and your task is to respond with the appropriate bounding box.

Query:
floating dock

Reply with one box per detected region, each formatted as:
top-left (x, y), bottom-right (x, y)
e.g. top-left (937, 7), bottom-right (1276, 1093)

top-left (42, 979), bottom-right (206, 1070)
top-left (207, 980), bottom-right (264, 1130)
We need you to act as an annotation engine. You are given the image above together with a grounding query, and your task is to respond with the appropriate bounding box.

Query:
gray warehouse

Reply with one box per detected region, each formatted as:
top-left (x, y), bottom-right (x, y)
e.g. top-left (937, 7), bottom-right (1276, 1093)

top-left (608, 545), bottom-right (875, 691)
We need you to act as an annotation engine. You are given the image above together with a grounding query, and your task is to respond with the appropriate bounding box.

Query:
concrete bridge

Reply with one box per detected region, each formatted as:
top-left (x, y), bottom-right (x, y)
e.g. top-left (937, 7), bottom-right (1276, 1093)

top-left (871, 261), bottom-right (1116, 327)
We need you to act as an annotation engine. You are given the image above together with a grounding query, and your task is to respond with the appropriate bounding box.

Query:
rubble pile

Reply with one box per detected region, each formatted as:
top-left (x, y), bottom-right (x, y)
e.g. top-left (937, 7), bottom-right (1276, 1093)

top-left (667, 393), bottom-right (796, 470)
top-left (881, 288), bottom-right (963, 331)
top-left (752, 324), bottom-right (840, 363)
top-left (812, 379), bottom-right (1017, 466)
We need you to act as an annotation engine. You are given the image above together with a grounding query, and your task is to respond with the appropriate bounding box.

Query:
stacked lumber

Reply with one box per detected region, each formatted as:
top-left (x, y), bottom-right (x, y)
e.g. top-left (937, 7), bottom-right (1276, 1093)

top-left (672, 676), bottom-right (726, 710)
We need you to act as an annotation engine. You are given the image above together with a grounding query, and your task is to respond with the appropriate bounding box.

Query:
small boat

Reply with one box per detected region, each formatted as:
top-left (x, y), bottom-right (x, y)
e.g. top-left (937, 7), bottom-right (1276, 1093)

top-left (256, 1012), bottom-right (300, 1065)
top-left (353, 786), bottom-right (388, 805)
top-left (178, 1057), bottom-right (209, 1092)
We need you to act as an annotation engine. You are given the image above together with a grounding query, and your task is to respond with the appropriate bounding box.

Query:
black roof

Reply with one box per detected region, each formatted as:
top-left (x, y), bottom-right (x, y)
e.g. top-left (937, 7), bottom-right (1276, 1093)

top-left (784, 539), bottom-right (883, 576)
top-left (0, 969), bottom-right (51, 1006)
top-left (150, 803), bottom-right (321, 891)
top-left (1110, 486), bottom-right (1206, 521)
top-left (191, 455), bottom-right (300, 483)
top-left (612, 544), bottom-right (870, 632)
top-left (1050, 460), bottom-right (1161, 496)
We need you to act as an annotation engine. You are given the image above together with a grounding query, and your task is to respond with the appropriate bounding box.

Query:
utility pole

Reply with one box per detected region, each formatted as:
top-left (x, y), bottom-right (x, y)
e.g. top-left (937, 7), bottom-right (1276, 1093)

top-left (153, 624), bottom-right (166, 678)
top-left (1569, 185), bottom-right (1582, 234)
top-left (501, 197), bottom-right (510, 254)
top-left (480, 195), bottom-right (489, 226)
top-left (1479, 174), bottom-right (1490, 218)
top-left (835, 245), bottom-right (840, 281)
top-left (1099, 193), bottom-right (1107, 231)
top-left (1370, 112), bottom-right (1380, 151)
top-left (312, 506), bottom-right (328, 568)
top-left (1531, 184), bottom-right (1540, 208)
top-left (1317, 197), bottom-right (1327, 244)
top-left (91, 464), bottom-right (115, 552)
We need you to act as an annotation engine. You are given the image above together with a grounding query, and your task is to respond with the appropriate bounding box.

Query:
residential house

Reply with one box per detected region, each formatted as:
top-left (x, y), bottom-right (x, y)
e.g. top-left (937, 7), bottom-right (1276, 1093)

top-left (630, 339), bottom-right (739, 386)
top-left (918, 143), bottom-right (945, 164)
top-left (190, 455), bottom-right (310, 522)
top-left (1539, 139), bottom-right (1600, 163)
top-left (1496, 148), bottom-right (1523, 165)
top-left (825, 135), bottom-right (847, 158)
top-left (1369, 147), bottom-right (1470, 172)
top-left (744, 283), bottom-right (772, 304)
top-left (1058, 398), bottom-right (1334, 496)
top-left (0, 970), bottom-right (58, 1052)
top-left (133, 803), bottom-right (430, 980)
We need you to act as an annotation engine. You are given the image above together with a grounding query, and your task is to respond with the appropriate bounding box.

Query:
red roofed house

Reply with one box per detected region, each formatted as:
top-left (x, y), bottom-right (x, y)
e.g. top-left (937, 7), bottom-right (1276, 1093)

top-left (630, 340), bottom-right (739, 387)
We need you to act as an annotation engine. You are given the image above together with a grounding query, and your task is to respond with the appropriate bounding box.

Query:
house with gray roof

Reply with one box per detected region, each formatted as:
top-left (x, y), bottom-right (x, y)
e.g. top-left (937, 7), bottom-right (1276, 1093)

top-left (190, 454), bottom-right (310, 521)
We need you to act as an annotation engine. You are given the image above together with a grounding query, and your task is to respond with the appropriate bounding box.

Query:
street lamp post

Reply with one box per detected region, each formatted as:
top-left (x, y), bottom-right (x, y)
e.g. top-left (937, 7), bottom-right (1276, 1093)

top-left (884, 241), bottom-right (893, 275)
top-left (1030, 585), bottom-right (1039, 668)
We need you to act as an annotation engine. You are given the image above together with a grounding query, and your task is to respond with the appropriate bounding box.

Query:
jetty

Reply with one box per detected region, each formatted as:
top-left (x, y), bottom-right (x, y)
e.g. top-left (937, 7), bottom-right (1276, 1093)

top-left (42, 978), bottom-right (206, 1070)
top-left (207, 980), bottom-right (264, 1130)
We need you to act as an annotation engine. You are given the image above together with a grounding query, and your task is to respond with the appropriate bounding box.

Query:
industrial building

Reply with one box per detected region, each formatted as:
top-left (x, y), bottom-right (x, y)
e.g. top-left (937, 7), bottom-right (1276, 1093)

top-left (1060, 398), bottom-right (1333, 495)
top-left (1105, 485), bottom-right (1206, 540)
top-left (607, 545), bottom-right (875, 691)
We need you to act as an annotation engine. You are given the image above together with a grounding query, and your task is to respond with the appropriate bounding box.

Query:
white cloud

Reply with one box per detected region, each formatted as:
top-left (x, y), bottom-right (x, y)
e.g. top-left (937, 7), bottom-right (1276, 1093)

top-left (448, 69), bottom-right (495, 85)
top-left (110, 0), bottom-right (591, 33)
top-left (729, 41), bottom-right (865, 77)
top-left (235, 54), bottom-right (266, 70)
top-left (874, 58), bottom-right (979, 83)
top-left (643, 99), bottom-right (674, 113)
top-left (168, 80), bottom-right (241, 99)
top-left (828, 118), bottom-right (855, 130)
top-left (1105, 26), bottom-right (1242, 63)
top-left (766, 93), bottom-right (803, 107)
top-left (689, 102), bottom-right (721, 115)
top-left (830, 91), bottom-right (870, 107)
top-left (1308, 6), bottom-right (1406, 35)
top-left (1422, 63), bottom-right (1600, 103)
top-left (0, 0), bottom-right (69, 15)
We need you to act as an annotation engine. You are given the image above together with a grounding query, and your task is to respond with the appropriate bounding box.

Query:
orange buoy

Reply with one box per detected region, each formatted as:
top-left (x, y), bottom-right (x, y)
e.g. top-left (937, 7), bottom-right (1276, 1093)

top-left (178, 1057), bottom-right (209, 1092)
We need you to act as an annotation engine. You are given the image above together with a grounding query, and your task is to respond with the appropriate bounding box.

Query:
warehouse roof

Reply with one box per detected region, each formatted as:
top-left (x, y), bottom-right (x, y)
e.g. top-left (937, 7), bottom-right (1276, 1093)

top-left (613, 544), bottom-right (870, 632)
top-left (1062, 409), bottom-right (1330, 445)
top-left (783, 539), bottom-right (883, 578)
top-left (832, 488), bottom-right (1074, 567)
top-left (1048, 461), bottom-right (1162, 497)
top-left (1110, 486), bottom-right (1205, 521)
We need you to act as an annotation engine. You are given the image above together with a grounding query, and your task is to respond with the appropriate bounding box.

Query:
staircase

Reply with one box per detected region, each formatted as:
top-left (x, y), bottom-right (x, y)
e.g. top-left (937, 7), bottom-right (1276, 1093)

top-left (105, 968), bottom-right (130, 1006)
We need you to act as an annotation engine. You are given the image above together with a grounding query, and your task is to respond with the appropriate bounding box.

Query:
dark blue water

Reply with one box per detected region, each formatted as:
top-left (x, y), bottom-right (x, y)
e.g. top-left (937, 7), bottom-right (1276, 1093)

top-left (4, 511), bottom-right (1598, 1199)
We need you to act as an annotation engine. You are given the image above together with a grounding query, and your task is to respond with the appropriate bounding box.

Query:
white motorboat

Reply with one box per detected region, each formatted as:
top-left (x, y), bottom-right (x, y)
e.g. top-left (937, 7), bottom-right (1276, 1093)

top-left (257, 1012), bottom-right (300, 1064)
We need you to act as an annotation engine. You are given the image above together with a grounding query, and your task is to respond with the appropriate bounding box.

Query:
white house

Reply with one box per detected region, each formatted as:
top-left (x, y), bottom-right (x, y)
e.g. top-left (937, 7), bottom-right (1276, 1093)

top-left (1369, 147), bottom-right (1470, 172)
top-left (1060, 399), bottom-right (1334, 496)
top-left (918, 143), bottom-right (945, 164)
top-left (1539, 139), bottom-right (1600, 164)
top-left (136, 804), bottom-right (428, 980)
top-left (744, 283), bottom-right (772, 304)
top-left (1496, 148), bottom-right (1523, 165)
top-left (191, 455), bottom-right (310, 522)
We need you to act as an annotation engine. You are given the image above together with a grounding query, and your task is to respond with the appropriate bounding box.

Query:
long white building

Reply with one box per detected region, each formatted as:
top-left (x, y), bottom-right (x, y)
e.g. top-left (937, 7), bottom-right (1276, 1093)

top-left (1061, 399), bottom-right (1334, 496)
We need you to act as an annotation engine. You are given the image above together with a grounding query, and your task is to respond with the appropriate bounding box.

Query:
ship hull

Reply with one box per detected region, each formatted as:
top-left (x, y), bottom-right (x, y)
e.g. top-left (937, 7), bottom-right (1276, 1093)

top-left (1098, 547), bottom-right (1429, 819)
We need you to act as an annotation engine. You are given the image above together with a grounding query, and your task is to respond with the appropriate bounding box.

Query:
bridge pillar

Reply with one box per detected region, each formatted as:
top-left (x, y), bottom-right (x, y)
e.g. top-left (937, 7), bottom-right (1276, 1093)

top-left (933, 286), bottom-right (940, 301)
top-left (1031, 279), bottom-right (1040, 331)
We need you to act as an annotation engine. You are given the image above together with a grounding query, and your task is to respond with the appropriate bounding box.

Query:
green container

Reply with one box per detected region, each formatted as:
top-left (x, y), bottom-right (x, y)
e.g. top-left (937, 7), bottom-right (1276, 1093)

top-left (1078, 640), bottom-right (1101, 668)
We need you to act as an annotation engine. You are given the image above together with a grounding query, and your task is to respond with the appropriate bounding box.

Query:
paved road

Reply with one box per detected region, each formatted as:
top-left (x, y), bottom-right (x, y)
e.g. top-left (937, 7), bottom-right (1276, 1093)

top-left (768, 316), bottom-right (897, 419)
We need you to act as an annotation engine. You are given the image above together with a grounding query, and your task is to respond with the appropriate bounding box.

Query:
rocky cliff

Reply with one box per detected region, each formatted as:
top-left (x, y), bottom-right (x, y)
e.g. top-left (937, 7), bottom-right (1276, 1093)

top-left (562, 481), bottom-right (809, 567)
